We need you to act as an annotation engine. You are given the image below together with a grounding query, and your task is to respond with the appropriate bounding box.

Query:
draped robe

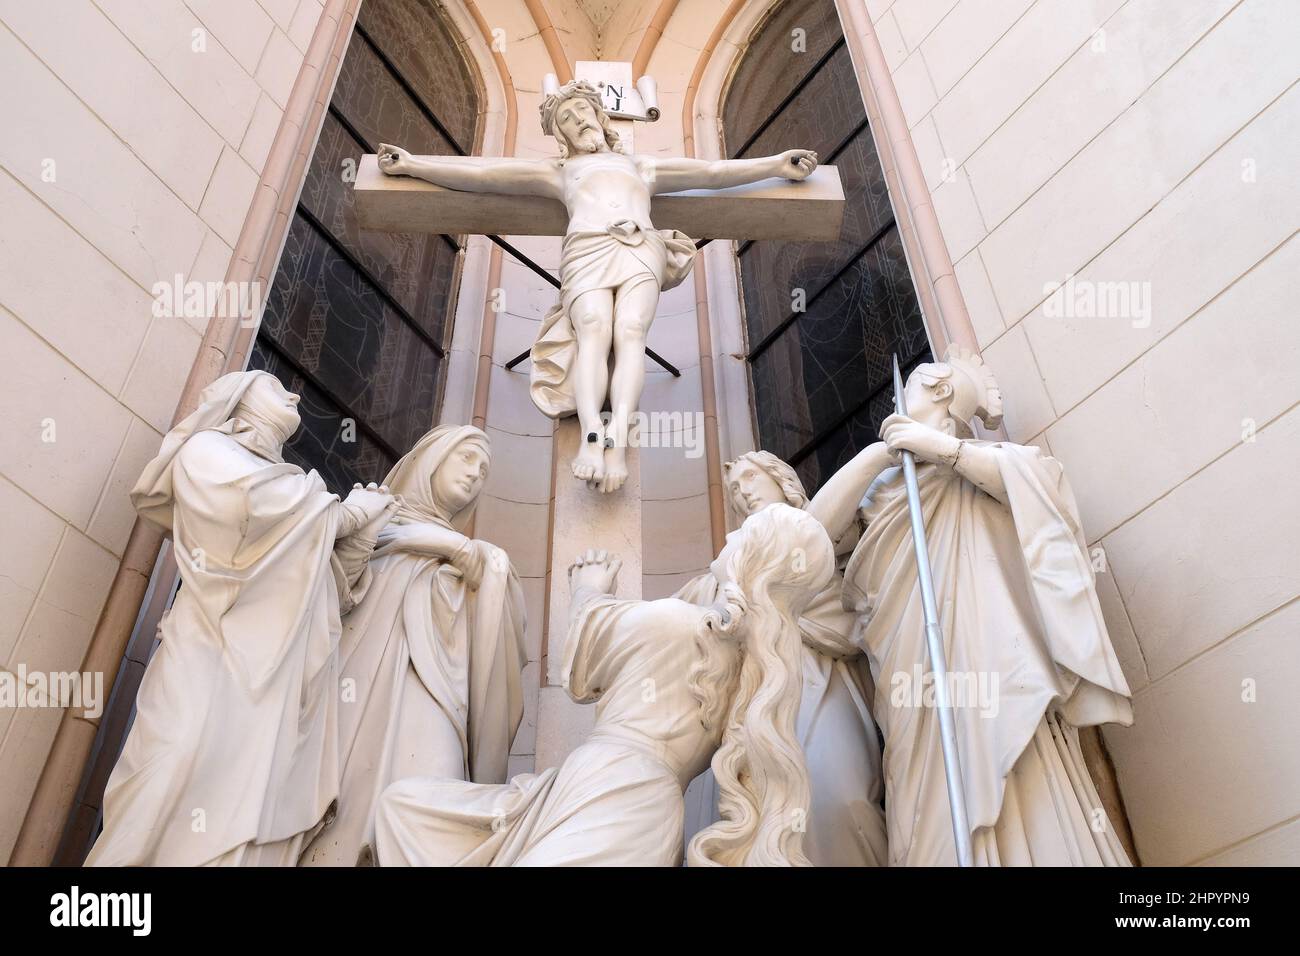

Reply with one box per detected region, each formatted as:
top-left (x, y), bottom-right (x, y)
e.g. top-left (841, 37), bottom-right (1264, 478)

top-left (529, 201), bottom-right (695, 419)
top-left (87, 425), bottom-right (364, 867)
top-left (300, 426), bottom-right (528, 867)
top-left (374, 596), bottom-right (727, 866)
top-left (843, 442), bottom-right (1133, 866)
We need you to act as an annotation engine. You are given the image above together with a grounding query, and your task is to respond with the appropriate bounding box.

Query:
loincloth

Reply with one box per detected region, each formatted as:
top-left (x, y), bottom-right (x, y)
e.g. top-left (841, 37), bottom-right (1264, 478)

top-left (529, 222), bottom-right (695, 419)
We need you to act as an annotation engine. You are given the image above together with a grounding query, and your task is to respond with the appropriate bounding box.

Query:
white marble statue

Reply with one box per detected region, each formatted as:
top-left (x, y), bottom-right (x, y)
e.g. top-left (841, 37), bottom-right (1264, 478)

top-left (373, 503), bottom-right (833, 866)
top-left (86, 371), bottom-right (398, 867)
top-left (839, 346), bottom-right (1133, 866)
top-left (676, 451), bottom-right (888, 866)
top-left (376, 79), bottom-right (818, 493)
top-left (300, 425), bottom-right (528, 867)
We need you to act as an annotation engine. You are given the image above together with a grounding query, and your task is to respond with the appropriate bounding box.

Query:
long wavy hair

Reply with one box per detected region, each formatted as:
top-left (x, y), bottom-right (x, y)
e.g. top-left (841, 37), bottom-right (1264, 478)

top-left (686, 503), bottom-right (834, 867)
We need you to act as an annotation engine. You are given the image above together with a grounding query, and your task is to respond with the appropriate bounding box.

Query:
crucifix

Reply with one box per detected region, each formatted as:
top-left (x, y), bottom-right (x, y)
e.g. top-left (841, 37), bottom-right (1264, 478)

top-left (354, 62), bottom-right (844, 495)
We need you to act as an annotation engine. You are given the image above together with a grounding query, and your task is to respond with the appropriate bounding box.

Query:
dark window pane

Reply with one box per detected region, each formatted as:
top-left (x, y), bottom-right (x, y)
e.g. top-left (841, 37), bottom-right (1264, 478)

top-left (794, 351), bottom-right (930, 491)
top-left (733, 43), bottom-right (862, 160)
top-left (829, 121), bottom-right (895, 244)
top-left (260, 215), bottom-right (441, 455)
top-left (793, 386), bottom-right (896, 492)
top-left (301, 111), bottom-right (458, 341)
top-left (256, 0), bottom-right (472, 488)
top-left (737, 109), bottom-right (895, 347)
top-left (332, 30), bottom-right (460, 157)
top-left (727, 0), bottom-right (932, 495)
top-left (723, 0), bottom-right (846, 153)
top-left (358, 0), bottom-right (480, 154)
top-left (750, 319), bottom-right (813, 462)
top-left (751, 227), bottom-right (929, 459)
top-left (249, 344), bottom-right (396, 494)
top-left (740, 240), bottom-right (841, 346)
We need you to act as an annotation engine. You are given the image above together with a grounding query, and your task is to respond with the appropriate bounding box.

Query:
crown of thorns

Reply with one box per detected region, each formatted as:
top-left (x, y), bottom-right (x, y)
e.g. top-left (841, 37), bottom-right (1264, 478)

top-left (539, 80), bottom-right (610, 137)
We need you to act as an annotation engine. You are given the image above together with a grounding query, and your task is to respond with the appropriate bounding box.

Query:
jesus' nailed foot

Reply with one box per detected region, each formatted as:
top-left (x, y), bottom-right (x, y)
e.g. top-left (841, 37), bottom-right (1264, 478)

top-left (571, 426), bottom-right (630, 495)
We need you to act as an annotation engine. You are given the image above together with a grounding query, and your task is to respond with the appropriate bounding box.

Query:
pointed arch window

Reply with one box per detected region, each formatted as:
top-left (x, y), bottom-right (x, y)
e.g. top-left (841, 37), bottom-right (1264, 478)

top-left (249, 0), bottom-right (482, 492)
top-left (724, 0), bottom-right (931, 492)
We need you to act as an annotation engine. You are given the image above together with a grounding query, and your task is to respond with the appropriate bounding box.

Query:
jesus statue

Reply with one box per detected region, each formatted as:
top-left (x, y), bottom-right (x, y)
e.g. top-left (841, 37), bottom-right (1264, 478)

top-left (376, 79), bottom-right (818, 493)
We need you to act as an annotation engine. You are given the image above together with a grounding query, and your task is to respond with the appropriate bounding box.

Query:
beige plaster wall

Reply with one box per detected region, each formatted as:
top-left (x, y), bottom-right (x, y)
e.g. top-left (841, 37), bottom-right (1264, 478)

top-left (0, 0), bottom-right (330, 862)
top-left (864, 0), bottom-right (1299, 865)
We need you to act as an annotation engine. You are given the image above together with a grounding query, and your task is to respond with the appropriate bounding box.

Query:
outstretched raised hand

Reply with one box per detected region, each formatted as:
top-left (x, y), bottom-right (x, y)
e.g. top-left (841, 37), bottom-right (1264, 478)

top-left (568, 548), bottom-right (623, 597)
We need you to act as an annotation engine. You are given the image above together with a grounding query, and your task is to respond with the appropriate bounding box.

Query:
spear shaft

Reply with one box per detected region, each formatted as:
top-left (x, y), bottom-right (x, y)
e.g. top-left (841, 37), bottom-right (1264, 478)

top-left (892, 353), bottom-right (974, 867)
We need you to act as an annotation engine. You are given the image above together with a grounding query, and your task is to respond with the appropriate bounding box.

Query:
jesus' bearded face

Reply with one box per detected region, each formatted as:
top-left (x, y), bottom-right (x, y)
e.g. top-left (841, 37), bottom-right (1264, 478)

top-left (555, 97), bottom-right (606, 154)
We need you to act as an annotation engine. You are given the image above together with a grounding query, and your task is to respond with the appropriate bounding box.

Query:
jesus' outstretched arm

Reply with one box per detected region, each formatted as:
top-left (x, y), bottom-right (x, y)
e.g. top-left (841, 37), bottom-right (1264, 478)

top-left (649, 149), bottom-right (819, 194)
top-left (377, 143), bottom-right (562, 198)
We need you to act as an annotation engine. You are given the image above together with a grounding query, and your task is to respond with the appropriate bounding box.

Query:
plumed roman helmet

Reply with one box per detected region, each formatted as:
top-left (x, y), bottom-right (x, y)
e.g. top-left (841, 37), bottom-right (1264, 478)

top-left (936, 344), bottom-right (1003, 436)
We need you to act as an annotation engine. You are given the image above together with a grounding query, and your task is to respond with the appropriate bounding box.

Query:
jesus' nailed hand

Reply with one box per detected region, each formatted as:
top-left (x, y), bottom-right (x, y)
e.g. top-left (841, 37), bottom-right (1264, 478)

top-left (376, 80), bottom-right (817, 494)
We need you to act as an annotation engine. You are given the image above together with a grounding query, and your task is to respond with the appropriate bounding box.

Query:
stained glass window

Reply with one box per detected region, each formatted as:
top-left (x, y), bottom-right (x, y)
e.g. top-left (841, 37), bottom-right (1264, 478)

top-left (725, 0), bottom-right (931, 493)
top-left (250, 0), bottom-right (480, 492)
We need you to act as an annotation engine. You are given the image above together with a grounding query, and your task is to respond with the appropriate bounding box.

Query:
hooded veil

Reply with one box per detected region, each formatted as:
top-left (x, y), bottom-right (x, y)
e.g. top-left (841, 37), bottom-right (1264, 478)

top-left (381, 424), bottom-right (485, 531)
top-left (131, 369), bottom-right (287, 529)
top-left (301, 425), bottom-right (528, 867)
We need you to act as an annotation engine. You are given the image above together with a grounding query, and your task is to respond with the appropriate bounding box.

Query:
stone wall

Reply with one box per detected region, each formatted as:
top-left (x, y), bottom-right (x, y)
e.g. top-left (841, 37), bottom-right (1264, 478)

top-left (862, 0), bottom-right (1299, 865)
top-left (0, 0), bottom-right (329, 862)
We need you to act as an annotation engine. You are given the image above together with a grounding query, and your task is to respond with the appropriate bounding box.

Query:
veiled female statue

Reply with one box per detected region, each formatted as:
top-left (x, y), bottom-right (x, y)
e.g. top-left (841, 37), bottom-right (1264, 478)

top-left (841, 346), bottom-right (1132, 866)
top-left (301, 425), bottom-right (528, 867)
top-left (87, 371), bottom-right (396, 867)
top-left (676, 451), bottom-right (889, 867)
top-left (373, 503), bottom-right (834, 866)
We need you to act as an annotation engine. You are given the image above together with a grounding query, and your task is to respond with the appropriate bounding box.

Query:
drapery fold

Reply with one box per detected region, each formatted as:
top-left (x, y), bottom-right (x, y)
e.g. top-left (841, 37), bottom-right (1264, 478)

top-left (844, 443), bottom-right (1131, 866)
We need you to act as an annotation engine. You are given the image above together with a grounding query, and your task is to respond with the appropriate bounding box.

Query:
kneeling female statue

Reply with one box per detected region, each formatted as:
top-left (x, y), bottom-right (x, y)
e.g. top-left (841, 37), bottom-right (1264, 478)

top-left (373, 504), bottom-right (833, 866)
top-left (677, 451), bottom-right (889, 866)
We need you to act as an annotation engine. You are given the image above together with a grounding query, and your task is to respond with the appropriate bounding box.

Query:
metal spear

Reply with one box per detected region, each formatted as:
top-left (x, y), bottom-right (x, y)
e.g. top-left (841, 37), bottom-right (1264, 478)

top-left (892, 353), bottom-right (974, 867)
